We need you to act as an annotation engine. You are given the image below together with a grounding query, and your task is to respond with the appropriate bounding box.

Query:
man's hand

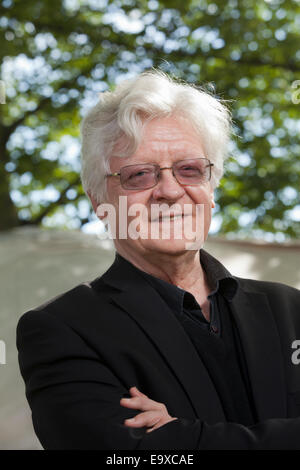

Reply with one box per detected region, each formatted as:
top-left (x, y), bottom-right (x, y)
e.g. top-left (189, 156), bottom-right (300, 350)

top-left (120, 386), bottom-right (178, 433)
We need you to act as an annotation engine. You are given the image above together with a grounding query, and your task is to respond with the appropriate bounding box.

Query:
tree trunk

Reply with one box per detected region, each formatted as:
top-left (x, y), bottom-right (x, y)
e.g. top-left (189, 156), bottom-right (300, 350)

top-left (0, 120), bottom-right (19, 230)
top-left (0, 164), bottom-right (19, 231)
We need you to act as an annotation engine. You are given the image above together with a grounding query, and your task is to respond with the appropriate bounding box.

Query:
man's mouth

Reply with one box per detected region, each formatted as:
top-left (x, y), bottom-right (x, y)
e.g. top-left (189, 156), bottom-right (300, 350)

top-left (151, 214), bottom-right (192, 222)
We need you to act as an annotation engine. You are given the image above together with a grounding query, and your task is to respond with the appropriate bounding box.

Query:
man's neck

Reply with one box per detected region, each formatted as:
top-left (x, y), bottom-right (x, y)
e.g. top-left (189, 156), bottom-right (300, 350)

top-left (115, 246), bottom-right (213, 305)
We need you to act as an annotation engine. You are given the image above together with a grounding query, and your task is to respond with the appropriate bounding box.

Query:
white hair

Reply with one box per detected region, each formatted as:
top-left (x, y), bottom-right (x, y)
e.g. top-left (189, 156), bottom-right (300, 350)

top-left (80, 69), bottom-right (232, 205)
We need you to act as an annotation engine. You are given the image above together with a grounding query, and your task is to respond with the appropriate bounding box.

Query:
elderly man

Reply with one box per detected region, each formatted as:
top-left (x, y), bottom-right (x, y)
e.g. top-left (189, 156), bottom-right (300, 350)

top-left (17, 71), bottom-right (300, 450)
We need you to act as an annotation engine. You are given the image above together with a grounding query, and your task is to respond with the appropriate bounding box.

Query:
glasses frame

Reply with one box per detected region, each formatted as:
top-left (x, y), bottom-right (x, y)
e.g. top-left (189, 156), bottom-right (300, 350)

top-left (105, 158), bottom-right (214, 190)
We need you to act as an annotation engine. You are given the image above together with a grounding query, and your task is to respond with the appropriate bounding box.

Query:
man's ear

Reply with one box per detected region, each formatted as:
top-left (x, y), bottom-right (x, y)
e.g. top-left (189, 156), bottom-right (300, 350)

top-left (210, 187), bottom-right (215, 209)
top-left (88, 191), bottom-right (109, 221)
top-left (87, 191), bottom-right (98, 213)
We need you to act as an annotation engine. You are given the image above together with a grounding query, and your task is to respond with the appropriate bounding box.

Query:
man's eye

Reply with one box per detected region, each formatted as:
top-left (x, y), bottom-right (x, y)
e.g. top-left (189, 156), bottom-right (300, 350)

top-left (129, 170), bottom-right (149, 179)
top-left (180, 166), bottom-right (200, 173)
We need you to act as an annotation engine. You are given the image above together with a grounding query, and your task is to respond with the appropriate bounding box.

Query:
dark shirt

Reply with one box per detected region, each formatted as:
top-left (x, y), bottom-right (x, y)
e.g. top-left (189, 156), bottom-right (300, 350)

top-left (116, 250), bottom-right (258, 425)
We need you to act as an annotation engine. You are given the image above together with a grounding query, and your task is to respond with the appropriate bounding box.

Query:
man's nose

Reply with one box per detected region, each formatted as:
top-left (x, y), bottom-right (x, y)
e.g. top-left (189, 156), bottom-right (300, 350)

top-left (151, 168), bottom-right (185, 201)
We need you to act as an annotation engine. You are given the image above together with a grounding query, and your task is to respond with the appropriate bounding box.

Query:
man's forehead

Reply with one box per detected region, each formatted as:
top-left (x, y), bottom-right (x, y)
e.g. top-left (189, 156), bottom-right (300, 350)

top-left (141, 116), bottom-right (202, 142)
top-left (110, 143), bottom-right (204, 168)
top-left (110, 116), bottom-right (205, 168)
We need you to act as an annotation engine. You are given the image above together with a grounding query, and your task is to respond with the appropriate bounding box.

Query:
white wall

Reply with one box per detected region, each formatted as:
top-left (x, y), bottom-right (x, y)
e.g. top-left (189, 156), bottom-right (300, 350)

top-left (0, 227), bottom-right (299, 449)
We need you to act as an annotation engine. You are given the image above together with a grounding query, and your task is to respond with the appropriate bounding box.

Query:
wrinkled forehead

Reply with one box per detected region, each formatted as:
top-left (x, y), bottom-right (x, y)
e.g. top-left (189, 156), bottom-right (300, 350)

top-left (110, 115), bottom-right (206, 170)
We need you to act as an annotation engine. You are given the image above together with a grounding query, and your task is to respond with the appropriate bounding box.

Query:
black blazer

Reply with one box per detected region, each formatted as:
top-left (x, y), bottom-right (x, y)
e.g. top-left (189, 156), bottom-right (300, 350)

top-left (16, 249), bottom-right (300, 450)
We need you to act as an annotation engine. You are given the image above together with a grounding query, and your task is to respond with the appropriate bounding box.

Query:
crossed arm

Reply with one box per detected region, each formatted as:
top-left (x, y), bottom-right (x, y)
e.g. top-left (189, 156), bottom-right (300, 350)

top-left (17, 309), bottom-right (300, 450)
top-left (120, 386), bottom-right (177, 432)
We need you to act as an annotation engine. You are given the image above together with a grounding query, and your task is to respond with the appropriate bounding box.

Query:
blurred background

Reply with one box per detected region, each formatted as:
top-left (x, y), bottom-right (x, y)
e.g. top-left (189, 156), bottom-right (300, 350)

top-left (0, 0), bottom-right (299, 450)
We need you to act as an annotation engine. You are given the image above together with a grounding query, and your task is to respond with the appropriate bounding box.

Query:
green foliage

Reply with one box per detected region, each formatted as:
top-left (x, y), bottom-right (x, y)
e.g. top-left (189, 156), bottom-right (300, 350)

top-left (0, 0), bottom-right (299, 239)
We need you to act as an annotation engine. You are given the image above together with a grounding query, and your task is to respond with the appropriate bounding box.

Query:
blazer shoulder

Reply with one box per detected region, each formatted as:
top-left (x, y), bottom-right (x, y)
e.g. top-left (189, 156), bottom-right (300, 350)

top-left (17, 280), bottom-right (97, 325)
top-left (236, 276), bottom-right (300, 298)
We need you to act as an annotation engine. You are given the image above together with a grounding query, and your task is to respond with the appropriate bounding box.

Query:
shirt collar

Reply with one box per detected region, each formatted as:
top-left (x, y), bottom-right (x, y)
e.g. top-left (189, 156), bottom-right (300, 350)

top-left (199, 249), bottom-right (239, 302)
top-left (115, 249), bottom-right (239, 311)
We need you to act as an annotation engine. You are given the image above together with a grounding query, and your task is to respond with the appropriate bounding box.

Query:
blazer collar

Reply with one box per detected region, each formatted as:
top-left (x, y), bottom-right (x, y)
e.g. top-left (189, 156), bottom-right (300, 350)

top-left (95, 249), bottom-right (287, 421)
top-left (97, 250), bottom-right (226, 423)
top-left (230, 286), bottom-right (287, 420)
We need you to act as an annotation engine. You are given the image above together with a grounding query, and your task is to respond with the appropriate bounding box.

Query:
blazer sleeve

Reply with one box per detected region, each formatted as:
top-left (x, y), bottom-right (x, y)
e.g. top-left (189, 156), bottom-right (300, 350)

top-left (16, 309), bottom-right (300, 450)
top-left (16, 309), bottom-right (202, 450)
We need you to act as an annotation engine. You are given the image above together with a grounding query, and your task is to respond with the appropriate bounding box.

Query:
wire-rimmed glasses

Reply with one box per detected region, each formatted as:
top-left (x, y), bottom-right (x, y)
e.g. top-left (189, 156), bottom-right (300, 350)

top-left (105, 158), bottom-right (214, 190)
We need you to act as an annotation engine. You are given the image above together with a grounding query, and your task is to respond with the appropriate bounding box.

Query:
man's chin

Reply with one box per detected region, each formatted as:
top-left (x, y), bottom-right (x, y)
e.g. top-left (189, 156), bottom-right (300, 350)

top-left (139, 238), bottom-right (202, 255)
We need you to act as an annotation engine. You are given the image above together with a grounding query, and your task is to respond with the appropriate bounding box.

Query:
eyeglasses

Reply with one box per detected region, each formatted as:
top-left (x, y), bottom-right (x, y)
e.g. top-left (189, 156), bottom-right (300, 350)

top-left (105, 158), bottom-right (214, 190)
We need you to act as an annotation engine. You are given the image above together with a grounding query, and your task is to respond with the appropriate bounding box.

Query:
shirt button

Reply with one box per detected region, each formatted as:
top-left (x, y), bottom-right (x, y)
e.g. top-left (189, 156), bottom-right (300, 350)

top-left (210, 325), bottom-right (218, 334)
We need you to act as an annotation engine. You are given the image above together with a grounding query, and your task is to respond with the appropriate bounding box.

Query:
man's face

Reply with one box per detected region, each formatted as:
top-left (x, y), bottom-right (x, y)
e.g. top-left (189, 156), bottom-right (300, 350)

top-left (97, 115), bottom-right (215, 257)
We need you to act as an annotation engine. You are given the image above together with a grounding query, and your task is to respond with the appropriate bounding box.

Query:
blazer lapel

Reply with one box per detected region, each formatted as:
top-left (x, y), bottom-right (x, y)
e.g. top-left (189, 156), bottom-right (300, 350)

top-left (230, 286), bottom-right (287, 420)
top-left (100, 254), bottom-right (226, 424)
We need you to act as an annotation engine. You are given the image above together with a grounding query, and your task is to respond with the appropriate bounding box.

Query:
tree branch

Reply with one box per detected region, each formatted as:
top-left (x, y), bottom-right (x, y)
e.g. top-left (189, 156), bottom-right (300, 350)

top-left (19, 175), bottom-right (82, 226)
top-left (140, 42), bottom-right (300, 72)
top-left (2, 61), bottom-right (98, 145)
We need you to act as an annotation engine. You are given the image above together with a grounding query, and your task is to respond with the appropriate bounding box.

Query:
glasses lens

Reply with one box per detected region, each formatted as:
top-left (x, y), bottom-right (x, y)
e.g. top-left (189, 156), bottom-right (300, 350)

top-left (174, 159), bottom-right (210, 184)
top-left (120, 164), bottom-right (157, 189)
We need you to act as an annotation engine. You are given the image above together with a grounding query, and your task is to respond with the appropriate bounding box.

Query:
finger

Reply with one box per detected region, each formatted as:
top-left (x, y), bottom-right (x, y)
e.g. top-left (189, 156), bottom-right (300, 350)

top-left (146, 417), bottom-right (177, 433)
top-left (146, 423), bottom-right (162, 433)
top-left (120, 395), bottom-right (163, 411)
top-left (129, 386), bottom-right (147, 398)
top-left (124, 411), bottom-right (161, 428)
top-left (120, 396), bottom-right (151, 410)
